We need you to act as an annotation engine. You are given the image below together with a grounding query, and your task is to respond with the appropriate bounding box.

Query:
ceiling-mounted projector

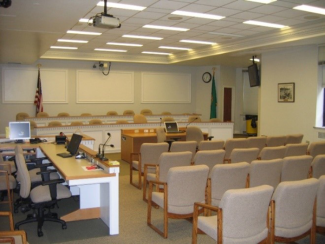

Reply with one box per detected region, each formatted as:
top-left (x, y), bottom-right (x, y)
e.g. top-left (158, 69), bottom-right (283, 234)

top-left (93, 14), bottom-right (121, 29)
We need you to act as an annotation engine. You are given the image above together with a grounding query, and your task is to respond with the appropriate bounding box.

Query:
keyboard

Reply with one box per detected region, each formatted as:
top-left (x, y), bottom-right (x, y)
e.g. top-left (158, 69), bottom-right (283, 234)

top-left (57, 153), bottom-right (73, 158)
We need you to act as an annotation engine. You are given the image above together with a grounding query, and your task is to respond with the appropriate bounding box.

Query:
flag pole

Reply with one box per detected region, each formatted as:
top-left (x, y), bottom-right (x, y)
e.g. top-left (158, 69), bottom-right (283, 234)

top-left (210, 67), bottom-right (217, 119)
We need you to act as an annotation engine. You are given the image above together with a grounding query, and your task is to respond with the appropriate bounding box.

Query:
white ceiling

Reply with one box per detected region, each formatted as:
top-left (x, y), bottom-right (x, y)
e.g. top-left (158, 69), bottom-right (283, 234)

top-left (1, 0), bottom-right (325, 67)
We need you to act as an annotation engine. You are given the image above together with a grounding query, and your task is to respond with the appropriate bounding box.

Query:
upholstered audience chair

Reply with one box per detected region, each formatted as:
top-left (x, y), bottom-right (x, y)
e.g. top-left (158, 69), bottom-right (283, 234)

top-left (155, 127), bottom-right (174, 150)
top-left (106, 111), bottom-right (118, 116)
top-left (36, 112), bottom-right (49, 118)
top-left (269, 178), bottom-right (319, 244)
top-left (161, 117), bottom-right (174, 122)
top-left (89, 119), bottom-right (102, 125)
top-left (143, 151), bottom-right (192, 201)
top-left (48, 121), bottom-right (62, 127)
top-left (133, 114), bottom-right (147, 123)
top-left (193, 150), bottom-right (225, 176)
top-left (223, 138), bottom-right (248, 162)
top-left (70, 121), bottom-right (83, 126)
top-left (14, 153), bottom-right (72, 237)
top-left (115, 119), bottom-right (129, 124)
top-left (0, 163), bottom-right (16, 213)
top-left (140, 109), bottom-right (152, 115)
top-left (130, 143), bottom-right (169, 189)
top-left (227, 147), bottom-right (259, 164)
top-left (285, 133), bottom-right (303, 144)
top-left (284, 143), bottom-right (308, 157)
top-left (57, 112), bottom-right (69, 117)
top-left (207, 162), bottom-right (250, 208)
top-left (0, 151), bottom-right (16, 175)
top-left (161, 111), bottom-right (171, 115)
top-left (192, 185), bottom-right (273, 244)
top-left (248, 159), bottom-right (283, 188)
top-left (147, 165), bottom-right (209, 238)
top-left (16, 112), bottom-right (29, 121)
top-left (265, 135), bottom-right (286, 147)
top-left (247, 136), bottom-right (266, 153)
top-left (0, 230), bottom-right (28, 244)
top-left (186, 126), bottom-right (204, 146)
top-left (169, 141), bottom-right (197, 159)
top-left (280, 155), bottom-right (312, 182)
top-left (198, 140), bottom-right (224, 151)
top-left (310, 155), bottom-right (325, 179)
top-left (258, 146), bottom-right (286, 160)
top-left (123, 110), bottom-right (135, 116)
top-left (188, 116), bottom-right (202, 122)
top-left (30, 120), bottom-right (37, 130)
top-left (316, 175), bottom-right (325, 234)
top-left (80, 113), bottom-right (92, 116)
top-left (307, 141), bottom-right (325, 158)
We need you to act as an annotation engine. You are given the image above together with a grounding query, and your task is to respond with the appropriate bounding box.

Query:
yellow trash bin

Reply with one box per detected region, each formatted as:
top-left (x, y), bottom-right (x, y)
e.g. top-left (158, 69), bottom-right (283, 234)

top-left (246, 115), bottom-right (257, 135)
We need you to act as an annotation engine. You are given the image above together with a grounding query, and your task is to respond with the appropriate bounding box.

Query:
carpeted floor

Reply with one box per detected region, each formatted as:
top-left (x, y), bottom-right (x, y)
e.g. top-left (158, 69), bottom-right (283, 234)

top-left (1, 153), bottom-right (324, 243)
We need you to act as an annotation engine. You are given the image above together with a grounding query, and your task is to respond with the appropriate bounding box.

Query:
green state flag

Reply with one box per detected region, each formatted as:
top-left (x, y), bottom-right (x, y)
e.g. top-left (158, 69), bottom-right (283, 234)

top-left (210, 74), bottom-right (217, 119)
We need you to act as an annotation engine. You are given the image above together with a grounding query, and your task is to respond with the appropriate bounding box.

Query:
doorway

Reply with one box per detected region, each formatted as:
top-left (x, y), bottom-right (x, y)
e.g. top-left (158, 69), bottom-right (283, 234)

top-left (223, 87), bottom-right (232, 122)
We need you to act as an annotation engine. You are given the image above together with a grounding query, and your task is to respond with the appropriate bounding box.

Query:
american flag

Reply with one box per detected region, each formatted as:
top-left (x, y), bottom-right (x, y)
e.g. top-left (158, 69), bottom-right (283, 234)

top-left (34, 68), bottom-right (43, 115)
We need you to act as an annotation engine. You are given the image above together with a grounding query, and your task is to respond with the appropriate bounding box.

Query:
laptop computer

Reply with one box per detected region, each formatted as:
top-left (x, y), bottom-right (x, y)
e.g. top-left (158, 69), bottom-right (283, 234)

top-left (164, 121), bottom-right (184, 133)
top-left (57, 133), bottom-right (83, 158)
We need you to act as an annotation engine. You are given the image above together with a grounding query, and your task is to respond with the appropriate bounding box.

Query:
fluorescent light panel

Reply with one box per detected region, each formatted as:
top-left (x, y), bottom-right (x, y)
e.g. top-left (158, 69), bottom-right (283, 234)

top-left (142, 51), bottom-right (170, 55)
top-left (180, 40), bottom-right (216, 45)
top-left (143, 25), bottom-right (189, 31)
top-left (97, 1), bottom-right (146, 11)
top-left (243, 20), bottom-right (287, 28)
top-left (79, 18), bottom-right (89, 23)
top-left (106, 42), bottom-right (143, 47)
top-left (159, 46), bottom-right (191, 51)
top-left (67, 30), bottom-right (101, 35)
top-left (122, 34), bottom-right (163, 40)
top-left (293, 5), bottom-right (325, 15)
top-left (50, 46), bottom-right (78, 50)
top-left (171, 10), bottom-right (224, 20)
top-left (95, 48), bottom-right (127, 52)
top-left (58, 39), bottom-right (88, 43)
top-left (245, 0), bottom-right (277, 4)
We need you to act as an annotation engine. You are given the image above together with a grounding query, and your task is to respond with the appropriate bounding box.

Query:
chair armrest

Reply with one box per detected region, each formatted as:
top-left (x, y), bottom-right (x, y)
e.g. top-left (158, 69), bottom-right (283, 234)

top-left (41, 178), bottom-right (65, 186)
top-left (0, 163), bottom-right (12, 175)
top-left (130, 152), bottom-right (141, 161)
top-left (208, 136), bottom-right (214, 141)
top-left (194, 202), bottom-right (220, 213)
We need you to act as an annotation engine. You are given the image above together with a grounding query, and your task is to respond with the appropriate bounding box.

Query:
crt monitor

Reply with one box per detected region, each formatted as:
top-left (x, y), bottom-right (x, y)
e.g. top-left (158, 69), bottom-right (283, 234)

top-left (248, 63), bottom-right (260, 87)
top-left (67, 133), bottom-right (83, 156)
top-left (9, 121), bottom-right (31, 141)
top-left (164, 121), bottom-right (179, 133)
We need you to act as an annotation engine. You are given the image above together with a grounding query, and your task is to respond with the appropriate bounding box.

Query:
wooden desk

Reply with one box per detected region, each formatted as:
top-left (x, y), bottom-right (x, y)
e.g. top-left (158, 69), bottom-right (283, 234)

top-left (121, 128), bottom-right (209, 163)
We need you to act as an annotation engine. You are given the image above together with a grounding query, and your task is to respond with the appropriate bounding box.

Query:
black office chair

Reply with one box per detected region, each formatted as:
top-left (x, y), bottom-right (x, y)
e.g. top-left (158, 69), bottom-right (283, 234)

top-left (14, 147), bottom-right (71, 237)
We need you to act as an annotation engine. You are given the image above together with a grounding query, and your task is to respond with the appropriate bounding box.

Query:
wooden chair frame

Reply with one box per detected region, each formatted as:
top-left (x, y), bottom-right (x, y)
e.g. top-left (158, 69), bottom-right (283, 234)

top-left (0, 230), bottom-right (27, 244)
top-left (143, 163), bottom-right (159, 201)
top-left (0, 165), bottom-right (14, 213)
top-left (130, 152), bottom-right (143, 189)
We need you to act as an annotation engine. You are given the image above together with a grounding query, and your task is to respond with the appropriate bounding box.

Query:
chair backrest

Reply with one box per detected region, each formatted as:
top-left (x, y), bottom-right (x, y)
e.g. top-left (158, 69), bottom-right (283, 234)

top-left (89, 119), bottom-right (102, 125)
top-left (220, 185), bottom-right (274, 242)
top-left (115, 120), bottom-right (129, 124)
top-left (156, 127), bottom-right (166, 143)
top-left (167, 165), bottom-right (209, 214)
top-left (247, 136), bottom-right (266, 152)
top-left (229, 148), bottom-right (260, 163)
top-left (30, 120), bottom-right (37, 130)
top-left (16, 112), bottom-right (29, 121)
top-left (80, 113), bottom-right (92, 116)
top-left (14, 146), bottom-right (31, 199)
top-left (107, 111), bottom-right (118, 116)
top-left (266, 135), bottom-right (286, 147)
top-left (224, 138), bottom-right (249, 159)
top-left (57, 112), bottom-right (69, 117)
top-left (48, 121), bottom-right (62, 127)
top-left (311, 155), bottom-right (325, 179)
top-left (158, 151), bottom-right (192, 183)
top-left (133, 114), bottom-right (147, 123)
top-left (272, 178), bottom-right (319, 236)
top-left (307, 141), bottom-right (325, 158)
top-left (193, 150), bottom-right (225, 175)
top-left (188, 116), bottom-right (201, 122)
top-left (161, 117), bottom-right (174, 122)
top-left (317, 175), bottom-right (325, 228)
top-left (258, 146), bottom-right (286, 160)
top-left (140, 109), bottom-right (152, 115)
top-left (285, 134), bottom-right (303, 144)
top-left (198, 140), bottom-right (224, 151)
top-left (36, 112), bottom-right (49, 118)
top-left (70, 121), bottom-right (84, 126)
top-left (281, 155), bottom-right (313, 182)
top-left (139, 143), bottom-right (169, 171)
top-left (161, 111), bottom-right (171, 115)
top-left (209, 118), bottom-right (222, 122)
top-left (169, 141), bottom-right (197, 157)
top-left (249, 159), bottom-right (283, 188)
top-left (123, 110), bottom-right (135, 116)
top-left (210, 162), bottom-right (250, 206)
top-left (185, 126), bottom-right (204, 144)
top-left (284, 143), bottom-right (308, 157)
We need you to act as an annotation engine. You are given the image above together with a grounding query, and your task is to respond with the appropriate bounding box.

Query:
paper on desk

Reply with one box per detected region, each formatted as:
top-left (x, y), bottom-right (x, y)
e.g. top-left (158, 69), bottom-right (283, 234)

top-left (109, 161), bottom-right (120, 166)
top-left (82, 166), bottom-right (103, 171)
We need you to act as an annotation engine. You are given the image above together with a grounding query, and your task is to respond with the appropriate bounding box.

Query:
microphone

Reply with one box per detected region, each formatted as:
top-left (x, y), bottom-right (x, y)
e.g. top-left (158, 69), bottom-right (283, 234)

top-left (100, 132), bottom-right (112, 161)
top-left (186, 117), bottom-right (198, 128)
top-left (159, 118), bottom-right (162, 127)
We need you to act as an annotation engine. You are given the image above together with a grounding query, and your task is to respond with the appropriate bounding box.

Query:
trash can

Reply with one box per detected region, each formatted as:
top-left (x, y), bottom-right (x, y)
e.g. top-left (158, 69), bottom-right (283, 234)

top-left (245, 115), bottom-right (257, 136)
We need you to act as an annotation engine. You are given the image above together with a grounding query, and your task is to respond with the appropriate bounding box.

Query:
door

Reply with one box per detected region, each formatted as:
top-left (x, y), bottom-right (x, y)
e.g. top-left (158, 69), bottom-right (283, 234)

top-left (223, 87), bottom-right (232, 122)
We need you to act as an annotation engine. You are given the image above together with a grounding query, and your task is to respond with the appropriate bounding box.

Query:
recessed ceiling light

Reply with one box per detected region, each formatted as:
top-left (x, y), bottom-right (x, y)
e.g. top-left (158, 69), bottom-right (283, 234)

top-left (106, 42), bottom-right (143, 47)
top-left (159, 46), bottom-right (191, 51)
top-left (142, 51), bottom-right (170, 55)
top-left (171, 10), bottom-right (225, 20)
top-left (245, 0), bottom-right (276, 4)
top-left (58, 39), bottom-right (88, 43)
top-left (67, 30), bottom-right (102, 35)
top-left (122, 35), bottom-right (163, 40)
top-left (180, 40), bottom-right (216, 45)
top-left (97, 2), bottom-right (146, 11)
top-left (143, 25), bottom-right (189, 31)
top-left (95, 48), bottom-right (127, 52)
top-left (50, 46), bottom-right (78, 50)
top-left (209, 32), bottom-right (244, 37)
top-left (243, 20), bottom-right (287, 28)
top-left (293, 5), bottom-right (325, 15)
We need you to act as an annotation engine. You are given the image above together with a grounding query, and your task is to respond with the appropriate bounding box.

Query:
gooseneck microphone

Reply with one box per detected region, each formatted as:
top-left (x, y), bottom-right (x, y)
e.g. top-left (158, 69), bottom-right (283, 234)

top-left (186, 117), bottom-right (198, 128)
top-left (100, 132), bottom-right (114, 161)
top-left (159, 118), bottom-right (162, 127)
top-left (96, 144), bottom-right (102, 158)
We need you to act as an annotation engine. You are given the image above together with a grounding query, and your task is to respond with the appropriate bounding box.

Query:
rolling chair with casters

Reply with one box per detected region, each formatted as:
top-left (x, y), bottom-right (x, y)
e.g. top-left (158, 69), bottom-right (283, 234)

top-left (14, 153), bottom-right (71, 237)
top-left (156, 127), bottom-right (175, 151)
top-left (186, 126), bottom-right (213, 150)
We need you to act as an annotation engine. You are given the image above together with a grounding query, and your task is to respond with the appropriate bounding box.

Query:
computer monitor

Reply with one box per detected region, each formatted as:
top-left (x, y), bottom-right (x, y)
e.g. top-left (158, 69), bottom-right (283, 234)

top-left (66, 133), bottom-right (83, 156)
top-left (9, 121), bottom-right (31, 142)
top-left (164, 121), bottom-right (179, 133)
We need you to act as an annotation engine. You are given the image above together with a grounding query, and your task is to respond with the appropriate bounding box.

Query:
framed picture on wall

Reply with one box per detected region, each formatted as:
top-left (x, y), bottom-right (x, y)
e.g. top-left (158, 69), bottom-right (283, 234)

top-left (278, 83), bottom-right (295, 102)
